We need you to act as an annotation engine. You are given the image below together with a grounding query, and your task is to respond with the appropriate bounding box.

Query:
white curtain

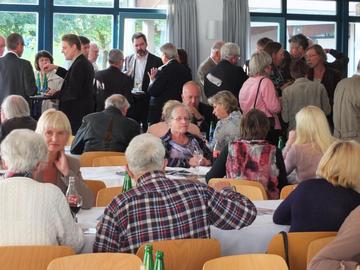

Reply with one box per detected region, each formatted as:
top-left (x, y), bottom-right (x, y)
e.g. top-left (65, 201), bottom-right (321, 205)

top-left (167, 0), bottom-right (199, 79)
top-left (223, 0), bottom-right (250, 66)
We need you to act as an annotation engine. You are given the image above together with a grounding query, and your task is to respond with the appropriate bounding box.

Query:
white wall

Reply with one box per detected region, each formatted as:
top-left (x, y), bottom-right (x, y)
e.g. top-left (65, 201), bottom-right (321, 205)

top-left (196, 0), bottom-right (223, 64)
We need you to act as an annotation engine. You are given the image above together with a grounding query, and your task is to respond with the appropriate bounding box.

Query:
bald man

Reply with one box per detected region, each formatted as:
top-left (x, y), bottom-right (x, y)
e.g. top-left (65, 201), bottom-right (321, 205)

top-left (182, 81), bottom-right (216, 137)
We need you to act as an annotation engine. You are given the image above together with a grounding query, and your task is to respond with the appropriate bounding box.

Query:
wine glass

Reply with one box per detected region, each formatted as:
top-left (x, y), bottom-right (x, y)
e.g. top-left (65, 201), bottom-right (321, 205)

top-left (66, 194), bottom-right (83, 222)
top-left (193, 148), bottom-right (203, 176)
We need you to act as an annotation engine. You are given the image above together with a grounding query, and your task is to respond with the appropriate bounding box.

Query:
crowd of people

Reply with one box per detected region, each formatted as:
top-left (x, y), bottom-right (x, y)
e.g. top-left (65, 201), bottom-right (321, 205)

top-left (0, 30), bottom-right (359, 269)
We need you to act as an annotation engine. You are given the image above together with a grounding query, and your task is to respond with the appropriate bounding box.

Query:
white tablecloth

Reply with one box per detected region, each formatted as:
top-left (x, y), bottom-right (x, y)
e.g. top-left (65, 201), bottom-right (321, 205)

top-left (77, 200), bottom-right (289, 255)
top-left (80, 166), bottom-right (209, 187)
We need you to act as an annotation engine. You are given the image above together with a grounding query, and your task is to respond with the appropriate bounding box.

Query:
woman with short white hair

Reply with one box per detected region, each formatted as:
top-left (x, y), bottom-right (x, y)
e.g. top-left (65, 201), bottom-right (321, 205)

top-left (239, 51), bottom-right (281, 145)
top-left (0, 129), bottom-right (84, 252)
top-left (0, 95), bottom-right (37, 141)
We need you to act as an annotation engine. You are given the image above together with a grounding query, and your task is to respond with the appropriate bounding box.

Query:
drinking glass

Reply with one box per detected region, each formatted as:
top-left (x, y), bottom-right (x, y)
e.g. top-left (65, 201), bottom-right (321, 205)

top-left (193, 148), bottom-right (203, 176)
top-left (66, 194), bottom-right (83, 222)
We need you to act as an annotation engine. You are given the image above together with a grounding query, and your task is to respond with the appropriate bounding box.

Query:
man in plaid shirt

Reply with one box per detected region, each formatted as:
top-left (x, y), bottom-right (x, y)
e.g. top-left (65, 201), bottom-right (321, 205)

top-left (93, 133), bottom-right (257, 253)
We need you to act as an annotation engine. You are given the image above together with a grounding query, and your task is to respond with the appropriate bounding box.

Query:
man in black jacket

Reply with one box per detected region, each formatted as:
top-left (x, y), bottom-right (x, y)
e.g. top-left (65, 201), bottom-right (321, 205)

top-left (147, 42), bottom-right (192, 124)
top-left (123, 32), bottom-right (163, 129)
top-left (204, 42), bottom-right (248, 99)
top-left (44, 34), bottom-right (95, 134)
top-left (94, 49), bottom-right (133, 113)
top-left (70, 94), bottom-right (140, 155)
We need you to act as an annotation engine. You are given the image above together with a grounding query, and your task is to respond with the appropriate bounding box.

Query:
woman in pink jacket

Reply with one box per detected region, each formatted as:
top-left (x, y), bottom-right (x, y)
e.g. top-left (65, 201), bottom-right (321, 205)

top-left (239, 51), bottom-right (281, 145)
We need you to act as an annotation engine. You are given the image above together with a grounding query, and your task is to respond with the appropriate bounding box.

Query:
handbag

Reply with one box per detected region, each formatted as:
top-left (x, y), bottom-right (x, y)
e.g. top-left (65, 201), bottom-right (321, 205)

top-left (253, 77), bottom-right (275, 128)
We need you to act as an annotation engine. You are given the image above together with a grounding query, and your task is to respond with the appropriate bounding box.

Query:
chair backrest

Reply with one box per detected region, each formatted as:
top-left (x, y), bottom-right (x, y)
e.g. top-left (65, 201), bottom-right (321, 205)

top-left (307, 236), bottom-right (336, 265)
top-left (0, 245), bottom-right (74, 270)
top-left (208, 178), bottom-right (268, 200)
top-left (280, 185), bottom-right (298, 200)
top-left (92, 155), bottom-right (127, 166)
top-left (47, 253), bottom-right (142, 270)
top-left (83, 179), bottom-right (106, 204)
top-left (79, 151), bottom-right (124, 167)
top-left (96, 186), bottom-right (123, 207)
top-left (203, 254), bottom-right (288, 270)
top-left (136, 239), bottom-right (221, 270)
top-left (267, 231), bottom-right (337, 270)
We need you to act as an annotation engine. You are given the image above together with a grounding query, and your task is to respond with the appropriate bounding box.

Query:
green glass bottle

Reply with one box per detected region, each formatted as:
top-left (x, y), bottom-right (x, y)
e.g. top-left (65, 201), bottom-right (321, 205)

top-left (122, 172), bottom-right (133, 193)
top-left (42, 73), bottom-right (48, 93)
top-left (277, 136), bottom-right (285, 150)
top-left (154, 251), bottom-right (164, 270)
top-left (143, 244), bottom-right (154, 270)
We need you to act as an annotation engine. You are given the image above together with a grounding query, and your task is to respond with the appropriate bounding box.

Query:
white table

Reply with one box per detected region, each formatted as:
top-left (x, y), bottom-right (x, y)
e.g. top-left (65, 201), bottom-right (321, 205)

top-left (78, 200), bottom-right (289, 255)
top-left (80, 166), bottom-right (209, 187)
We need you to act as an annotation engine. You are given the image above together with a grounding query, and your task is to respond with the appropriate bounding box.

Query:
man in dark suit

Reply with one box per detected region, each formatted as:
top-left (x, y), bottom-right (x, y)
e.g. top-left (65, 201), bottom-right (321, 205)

top-left (70, 94), bottom-right (139, 155)
top-left (94, 49), bottom-right (133, 113)
top-left (147, 42), bottom-right (192, 124)
top-left (44, 34), bottom-right (94, 134)
top-left (0, 33), bottom-right (36, 105)
top-left (123, 32), bottom-right (163, 129)
top-left (204, 42), bottom-right (248, 99)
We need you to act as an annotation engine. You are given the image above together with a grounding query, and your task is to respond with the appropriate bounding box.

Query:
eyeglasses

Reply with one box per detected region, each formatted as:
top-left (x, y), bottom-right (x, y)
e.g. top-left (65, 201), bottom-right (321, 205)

top-left (171, 117), bottom-right (190, 122)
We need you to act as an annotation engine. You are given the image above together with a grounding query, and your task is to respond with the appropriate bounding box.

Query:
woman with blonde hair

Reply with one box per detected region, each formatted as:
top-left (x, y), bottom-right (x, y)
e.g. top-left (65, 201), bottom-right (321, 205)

top-left (35, 109), bottom-right (94, 209)
top-left (274, 140), bottom-right (360, 232)
top-left (283, 106), bottom-right (335, 182)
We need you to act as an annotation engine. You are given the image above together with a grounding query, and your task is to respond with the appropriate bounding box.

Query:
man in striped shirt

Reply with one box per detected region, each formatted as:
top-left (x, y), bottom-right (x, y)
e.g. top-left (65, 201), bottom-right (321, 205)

top-left (94, 133), bottom-right (257, 253)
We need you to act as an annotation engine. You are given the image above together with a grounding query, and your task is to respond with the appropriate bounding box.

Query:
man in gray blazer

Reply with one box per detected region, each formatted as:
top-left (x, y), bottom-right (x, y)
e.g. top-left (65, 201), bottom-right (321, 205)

top-left (0, 33), bottom-right (36, 105)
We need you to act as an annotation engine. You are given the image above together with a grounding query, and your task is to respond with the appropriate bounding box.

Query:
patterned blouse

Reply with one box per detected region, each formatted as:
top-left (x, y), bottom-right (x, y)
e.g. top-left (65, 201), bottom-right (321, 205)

top-left (211, 110), bottom-right (242, 152)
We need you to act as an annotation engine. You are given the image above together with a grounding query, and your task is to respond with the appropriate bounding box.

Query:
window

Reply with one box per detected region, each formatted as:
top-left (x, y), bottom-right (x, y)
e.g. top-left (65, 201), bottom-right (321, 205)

top-left (0, 0), bottom-right (37, 4)
top-left (287, 0), bottom-right (336, 15)
top-left (52, 13), bottom-right (113, 69)
top-left (0, 12), bottom-right (38, 62)
top-left (119, 0), bottom-right (168, 9)
top-left (287, 20), bottom-right (336, 49)
top-left (54, 0), bottom-right (113, 7)
top-left (349, 1), bottom-right (360, 16)
top-left (249, 0), bottom-right (281, 13)
top-left (348, 23), bottom-right (360, 76)
top-left (250, 21), bottom-right (280, 55)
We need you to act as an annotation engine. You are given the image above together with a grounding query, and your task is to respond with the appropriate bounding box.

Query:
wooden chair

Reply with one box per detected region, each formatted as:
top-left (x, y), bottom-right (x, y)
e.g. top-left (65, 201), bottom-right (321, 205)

top-left (92, 155), bottom-right (127, 166)
top-left (208, 178), bottom-right (268, 200)
top-left (203, 254), bottom-right (288, 270)
top-left (280, 185), bottom-right (298, 199)
top-left (47, 253), bottom-right (142, 270)
top-left (96, 186), bottom-right (123, 207)
top-left (136, 239), bottom-right (221, 270)
top-left (0, 245), bottom-right (74, 270)
top-left (83, 179), bottom-right (106, 204)
top-left (79, 151), bottom-right (124, 167)
top-left (307, 236), bottom-right (336, 265)
top-left (267, 231), bottom-right (337, 270)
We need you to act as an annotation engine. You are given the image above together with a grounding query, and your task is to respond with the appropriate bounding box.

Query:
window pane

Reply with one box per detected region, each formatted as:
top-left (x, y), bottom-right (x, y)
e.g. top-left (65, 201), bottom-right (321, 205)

top-left (0, 12), bottom-right (37, 63)
top-left (119, 0), bottom-right (167, 9)
top-left (53, 14), bottom-right (113, 70)
top-left (287, 0), bottom-right (336, 15)
top-left (123, 18), bottom-right (166, 57)
top-left (0, 0), bottom-right (37, 4)
top-left (54, 0), bottom-right (113, 7)
top-left (349, 2), bottom-right (360, 16)
top-left (348, 23), bottom-right (360, 76)
top-left (250, 22), bottom-right (280, 55)
top-left (287, 20), bottom-right (336, 55)
top-left (249, 0), bottom-right (281, 13)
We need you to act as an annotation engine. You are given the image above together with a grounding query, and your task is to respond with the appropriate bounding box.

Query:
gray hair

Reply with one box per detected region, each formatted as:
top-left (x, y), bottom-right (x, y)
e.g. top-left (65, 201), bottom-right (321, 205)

top-left (1, 129), bottom-right (47, 173)
top-left (167, 103), bottom-right (191, 125)
top-left (125, 133), bottom-right (165, 175)
top-left (208, 90), bottom-right (239, 114)
top-left (220, 42), bottom-right (240, 61)
top-left (162, 100), bottom-right (182, 122)
top-left (1, 95), bottom-right (30, 120)
top-left (108, 49), bottom-right (124, 65)
top-left (249, 51), bottom-right (272, 76)
top-left (160, 43), bottom-right (178, 60)
top-left (105, 94), bottom-right (130, 111)
top-left (211, 40), bottom-right (225, 52)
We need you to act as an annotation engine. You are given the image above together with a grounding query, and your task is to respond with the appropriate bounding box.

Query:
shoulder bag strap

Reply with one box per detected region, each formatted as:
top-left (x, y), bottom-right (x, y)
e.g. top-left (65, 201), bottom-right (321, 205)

top-left (253, 77), bottom-right (266, 109)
